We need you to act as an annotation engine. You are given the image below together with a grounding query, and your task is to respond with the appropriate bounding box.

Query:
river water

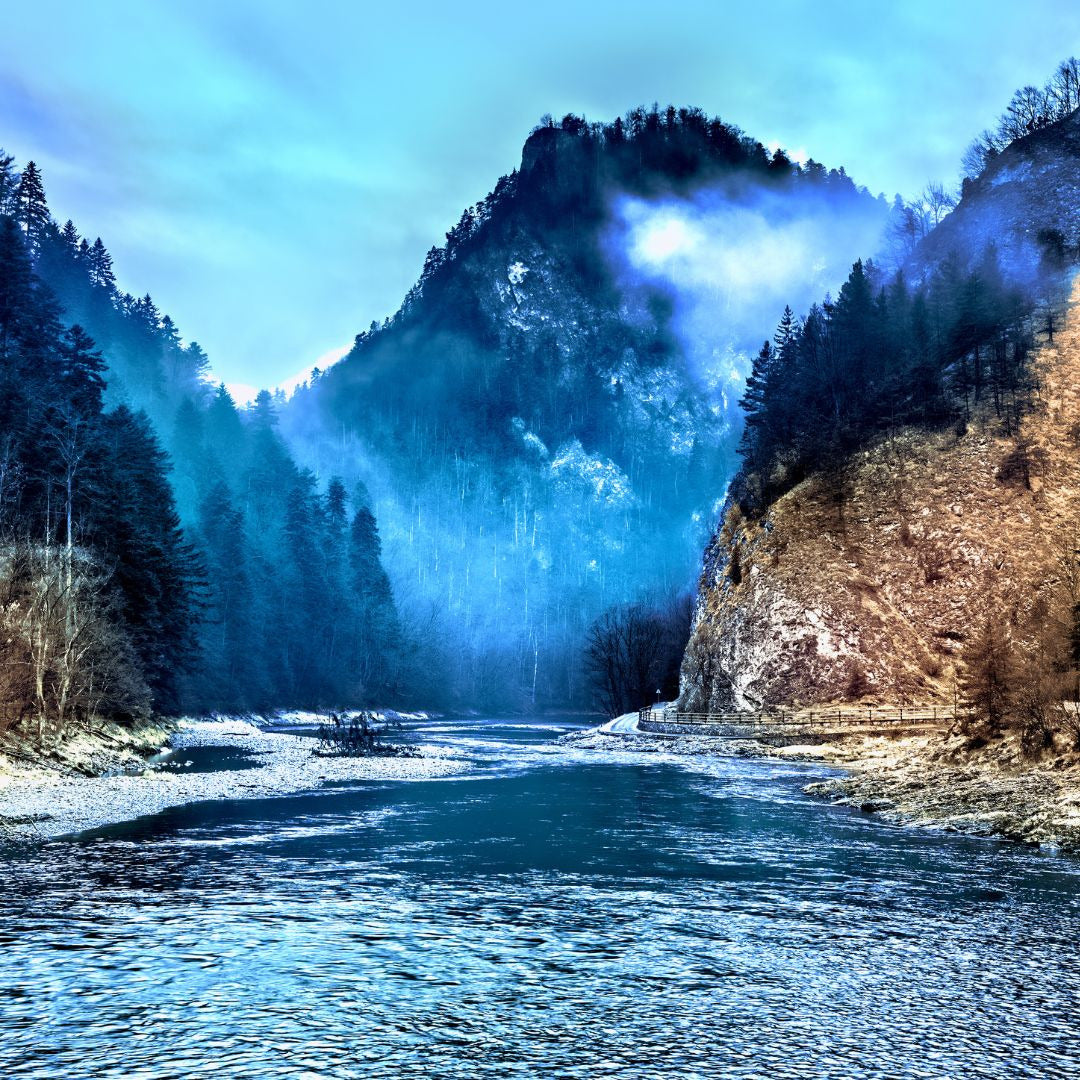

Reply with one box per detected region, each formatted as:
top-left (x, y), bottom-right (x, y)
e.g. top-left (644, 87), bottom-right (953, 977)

top-left (2, 718), bottom-right (1079, 1079)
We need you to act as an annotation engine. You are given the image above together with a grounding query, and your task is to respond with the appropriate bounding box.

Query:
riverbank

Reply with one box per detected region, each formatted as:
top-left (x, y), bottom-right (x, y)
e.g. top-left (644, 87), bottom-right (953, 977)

top-left (0, 717), bottom-right (469, 842)
top-left (564, 717), bottom-right (1080, 854)
top-left (798, 729), bottom-right (1080, 854)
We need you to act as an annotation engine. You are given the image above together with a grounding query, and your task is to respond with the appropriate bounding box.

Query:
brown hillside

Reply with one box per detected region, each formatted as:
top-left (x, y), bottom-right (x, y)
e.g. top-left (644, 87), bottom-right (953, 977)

top-left (681, 274), bottom-right (1080, 710)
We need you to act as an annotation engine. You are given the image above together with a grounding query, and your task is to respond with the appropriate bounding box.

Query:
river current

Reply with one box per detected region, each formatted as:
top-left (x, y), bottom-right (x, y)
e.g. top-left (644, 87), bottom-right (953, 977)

top-left (2, 718), bottom-right (1079, 1079)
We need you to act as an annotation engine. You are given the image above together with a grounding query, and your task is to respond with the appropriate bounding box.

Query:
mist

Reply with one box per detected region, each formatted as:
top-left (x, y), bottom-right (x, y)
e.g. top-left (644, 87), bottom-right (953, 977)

top-left (607, 178), bottom-right (892, 397)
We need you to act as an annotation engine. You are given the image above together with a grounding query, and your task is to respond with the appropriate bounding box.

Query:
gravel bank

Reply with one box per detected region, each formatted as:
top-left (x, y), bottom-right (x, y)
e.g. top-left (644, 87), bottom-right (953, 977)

top-left (0, 718), bottom-right (470, 842)
top-left (799, 731), bottom-right (1080, 854)
top-left (559, 725), bottom-right (769, 756)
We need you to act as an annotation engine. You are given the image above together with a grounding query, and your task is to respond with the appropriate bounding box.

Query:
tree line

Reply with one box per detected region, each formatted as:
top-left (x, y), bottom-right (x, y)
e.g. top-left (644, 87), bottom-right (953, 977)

top-left (958, 531), bottom-right (1080, 757)
top-left (584, 593), bottom-right (694, 717)
top-left (732, 243), bottom-right (1066, 518)
top-left (963, 57), bottom-right (1080, 181)
top-left (0, 153), bottom-right (403, 745)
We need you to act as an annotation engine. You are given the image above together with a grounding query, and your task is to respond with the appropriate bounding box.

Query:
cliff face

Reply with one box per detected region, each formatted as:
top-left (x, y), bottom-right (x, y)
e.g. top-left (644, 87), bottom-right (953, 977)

top-left (681, 274), bottom-right (1080, 711)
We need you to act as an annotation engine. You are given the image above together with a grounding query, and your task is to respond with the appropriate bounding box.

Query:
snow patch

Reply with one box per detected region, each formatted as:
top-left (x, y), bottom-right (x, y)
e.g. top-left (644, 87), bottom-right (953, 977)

top-left (549, 440), bottom-right (637, 507)
top-left (512, 416), bottom-right (550, 458)
top-left (990, 161), bottom-right (1032, 188)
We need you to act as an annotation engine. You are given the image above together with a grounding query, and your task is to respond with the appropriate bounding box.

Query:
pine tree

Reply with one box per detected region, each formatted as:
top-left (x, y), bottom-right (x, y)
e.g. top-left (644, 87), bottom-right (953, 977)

top-left (184, 341), bottom-right (210, 382)
top-left (14, 161), bottom-right (49, 252)
top-left (0, 151), bottom-right (17, 216)
top-left (0, 216), bottom-right (35, 362)
top-left (251, 388), bottom-right (278, 429)
top-left (206, 384), bottom-right (245, 461)
top-left (58, 324), bottom-right (107, 414)
top-left (348, 503), bottom-right (399, 695)
top-left (773, 304), bottom-right (797, 355)
top-left (133, 293), bottom-right (160, 335)
top-left (160, 313), bottom-right (181, 349)
top-left (959, 603), bottom-right (1018, 734)
top-left (88, 238), bottom-right (116, 292)
top-left (92, 406), bottom-right (203, 711)
top-left (737, 339), bottom-right (776, 493)
top-left (196, 481), bottom-right (256, 706)
top-left (325, 477), bottom-right (348, 551)
top-left (59, 220), bottom-right (80, 253)
top-left (739, 340), bottom-right (774, 424)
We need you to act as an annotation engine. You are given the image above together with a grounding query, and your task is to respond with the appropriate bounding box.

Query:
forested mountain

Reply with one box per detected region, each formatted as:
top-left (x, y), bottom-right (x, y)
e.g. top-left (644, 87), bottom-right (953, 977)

top-left (0, 153), bottom-right (401, 744)
top-left (283, 107), bottom-right (888, 710)
top-left (681, 61), bottom-right (1080, 741)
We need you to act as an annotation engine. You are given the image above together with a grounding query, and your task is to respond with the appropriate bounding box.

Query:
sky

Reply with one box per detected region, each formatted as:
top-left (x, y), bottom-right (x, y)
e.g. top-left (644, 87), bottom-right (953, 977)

top-left (2, 1), bottom-right (1079, 398)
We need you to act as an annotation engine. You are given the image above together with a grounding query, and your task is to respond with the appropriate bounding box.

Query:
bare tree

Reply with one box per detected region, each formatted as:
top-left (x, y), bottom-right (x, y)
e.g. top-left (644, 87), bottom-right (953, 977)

top-left (962, 130), bottom-right (1000, 180)
top-left (921, 182), bottom-right (957, 228)
top-left (889, 201), bottom-right (928, 257)
top-left (958, 584), bottom-right (1018, 738)
top-left (1047, 57), bottom-right (1080, 115)
top-left (585, 602), bottom-right (674, 716)
top-left (0, 541), bottom-right (150, 745)
top-left (1051, 524), bottom-right (1080, 699)
top-left (1001, 85), bottom-right (1053, 140)
top-left (44, 407), bottom-right (91, 592)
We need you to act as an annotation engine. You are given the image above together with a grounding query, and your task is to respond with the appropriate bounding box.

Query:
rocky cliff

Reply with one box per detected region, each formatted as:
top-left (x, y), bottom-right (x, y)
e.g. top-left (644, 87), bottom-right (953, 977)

top-left (920, 107), bottom-right (1080, 278)
top-left (681, 273), bottom-right (1080, 711)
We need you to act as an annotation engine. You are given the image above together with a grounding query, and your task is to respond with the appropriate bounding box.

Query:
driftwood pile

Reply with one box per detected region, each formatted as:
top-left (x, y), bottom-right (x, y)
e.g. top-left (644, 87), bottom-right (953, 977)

top-left (315, 712), bottom-right (418, 758)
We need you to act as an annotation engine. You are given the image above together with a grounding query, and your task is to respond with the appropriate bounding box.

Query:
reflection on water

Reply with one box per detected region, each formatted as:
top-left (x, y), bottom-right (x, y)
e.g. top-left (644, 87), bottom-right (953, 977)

top-left (150, 745), bottom-right (265, 773)
top-left (2, 718), bottom-right (1079, 1078)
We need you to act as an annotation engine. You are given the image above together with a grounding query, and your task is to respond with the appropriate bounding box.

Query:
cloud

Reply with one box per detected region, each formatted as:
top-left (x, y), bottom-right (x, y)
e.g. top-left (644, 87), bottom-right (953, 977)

top-left (608, 178), bottom-right (890, 394)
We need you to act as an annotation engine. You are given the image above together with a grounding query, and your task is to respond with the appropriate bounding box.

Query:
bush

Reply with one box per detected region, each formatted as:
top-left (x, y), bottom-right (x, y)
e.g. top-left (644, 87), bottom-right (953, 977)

top-left (1015, 682), bottom-right (1057, 756)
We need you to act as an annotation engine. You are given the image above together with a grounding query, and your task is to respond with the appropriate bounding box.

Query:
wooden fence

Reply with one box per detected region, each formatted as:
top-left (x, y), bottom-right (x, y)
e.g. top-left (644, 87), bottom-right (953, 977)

top-left (636, 703), bottom-right (953, 734)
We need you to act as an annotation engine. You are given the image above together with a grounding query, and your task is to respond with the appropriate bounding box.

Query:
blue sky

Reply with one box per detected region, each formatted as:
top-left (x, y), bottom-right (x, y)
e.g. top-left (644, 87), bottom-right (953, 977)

top-left (2, 1), bottom-right (1079, 396)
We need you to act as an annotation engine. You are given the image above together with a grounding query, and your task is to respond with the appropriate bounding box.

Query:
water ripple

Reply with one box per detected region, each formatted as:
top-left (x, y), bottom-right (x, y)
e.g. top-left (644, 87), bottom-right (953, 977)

top-left (2, 718), bottom-right (1080, 1078)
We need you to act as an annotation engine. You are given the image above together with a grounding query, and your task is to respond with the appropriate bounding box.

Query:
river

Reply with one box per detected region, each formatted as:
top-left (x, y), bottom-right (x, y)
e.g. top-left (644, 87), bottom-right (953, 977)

top-left (2, 717), bottom-right (1079, 1078)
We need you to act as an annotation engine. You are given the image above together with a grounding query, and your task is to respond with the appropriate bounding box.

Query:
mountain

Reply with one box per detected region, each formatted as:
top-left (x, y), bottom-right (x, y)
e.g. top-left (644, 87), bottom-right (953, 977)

top-left (679, 96), bottom-right (1080, 744)
top-left (282, 107), bottom-right (888, 710)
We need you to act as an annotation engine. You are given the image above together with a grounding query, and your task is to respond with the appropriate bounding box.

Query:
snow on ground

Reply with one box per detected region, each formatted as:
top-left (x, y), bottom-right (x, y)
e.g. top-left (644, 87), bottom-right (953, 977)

top-left (265, 709), bottom-right (434, 726)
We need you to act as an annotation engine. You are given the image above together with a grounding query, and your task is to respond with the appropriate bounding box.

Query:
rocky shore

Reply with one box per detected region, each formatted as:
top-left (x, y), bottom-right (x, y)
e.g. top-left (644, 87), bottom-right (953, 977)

top-left (564, 720), bottom-right (1080, 854)
top-left (798, 730), bottom-right (1080, 854)
top-left (0, 717), bottom-right (469, 842)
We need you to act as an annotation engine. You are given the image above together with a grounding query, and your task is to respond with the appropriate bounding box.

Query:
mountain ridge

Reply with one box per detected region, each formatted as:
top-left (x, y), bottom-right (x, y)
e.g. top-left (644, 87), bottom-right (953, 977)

top-left (281, 106), bottom-right (888, 709)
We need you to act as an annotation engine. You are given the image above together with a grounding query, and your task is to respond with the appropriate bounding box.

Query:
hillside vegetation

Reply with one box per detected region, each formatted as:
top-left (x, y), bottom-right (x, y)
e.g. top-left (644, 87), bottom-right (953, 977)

top-left (683, 69), bottom-right (1080, 756)
top-left (684, 277), bottom-right (1079, 713)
